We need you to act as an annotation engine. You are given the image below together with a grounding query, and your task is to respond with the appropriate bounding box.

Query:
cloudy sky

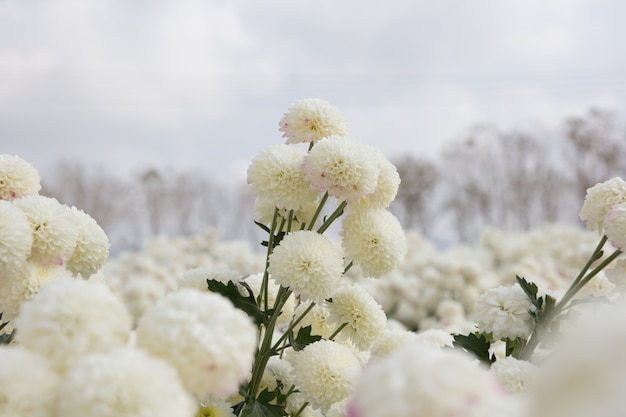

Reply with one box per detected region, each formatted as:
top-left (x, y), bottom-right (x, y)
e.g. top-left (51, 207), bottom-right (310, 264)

top-left (2, 0), bottom-right (625, 183)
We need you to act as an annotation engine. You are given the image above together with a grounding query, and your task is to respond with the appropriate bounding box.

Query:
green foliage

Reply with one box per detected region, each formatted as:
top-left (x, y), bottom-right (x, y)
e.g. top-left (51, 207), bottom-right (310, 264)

top-left (206, 279), bottom-right (272, 326)
top-left (452, 332), bottom-right (494, 365)
top-left (0, 313), bottom-right (14, 345)
top-left (288, 325), bottom-right (322, 351)
top-left (240, 389), bottom-right (288, 417)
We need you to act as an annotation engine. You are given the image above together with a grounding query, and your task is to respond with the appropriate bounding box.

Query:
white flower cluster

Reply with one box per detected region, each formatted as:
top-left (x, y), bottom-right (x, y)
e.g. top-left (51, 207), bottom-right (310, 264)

top-left (0, 155), bottom-right (110, 321)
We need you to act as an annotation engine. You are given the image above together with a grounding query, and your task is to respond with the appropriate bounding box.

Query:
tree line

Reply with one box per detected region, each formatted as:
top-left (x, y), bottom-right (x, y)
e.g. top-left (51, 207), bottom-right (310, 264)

top-left (42, 108), bottom-right (626, 250)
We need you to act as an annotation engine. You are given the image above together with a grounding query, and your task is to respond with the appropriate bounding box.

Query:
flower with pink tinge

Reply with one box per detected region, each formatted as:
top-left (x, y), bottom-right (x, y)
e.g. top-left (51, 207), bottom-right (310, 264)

top-left (279, 98), bottom-right (348, 144)
top-left (0, 154), bottom-right (41, 200)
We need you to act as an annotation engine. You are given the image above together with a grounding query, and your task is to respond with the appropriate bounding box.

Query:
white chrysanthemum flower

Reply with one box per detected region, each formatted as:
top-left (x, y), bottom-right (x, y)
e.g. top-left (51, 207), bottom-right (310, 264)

top-left (66, 206), bottom-right (110, 277)
top-left (290, 340), bottom-right (362, 412)
top-left (606, 258), bottom-right (626, 292)
top-left (56, 348), bottom-right (196, 417)
top-left (415, 328), bottom-right (455, 348)
top-left (247, 144), bottom-right (318, 210)
top-left (0, 154), bottom-right (41, 200)
top-left (349, 341), bottom-right (518, 417)
top-left (340, 208), bottom-right (407, 278)
top-left (293, 301), bottom-right (335, 339)
top-left (579, 177), bottom-right (626, 233)
top-left (473, 285), bottom-right (535, 341)
top-left (254, 196), bottom-right (319, 230)
top-left (279, 98), bottom-right (349, 144)
top-left (179, 266), bottom-right (243, 291)
top-left (261, 355), bottom-right (295, 394)
top-left (605, 202), bottom-right (626, 249)
top-left (0, 261), bottom-right (71, 321)
top-left (14, 277), bottom-right (132, 371)
top-left (303, 136), bottom-right (380, 203)
top-left (0, 346), bottom-right (59, 417)
top-left (326, 283), bottom-right (387, 350)
top-left (135, 289), bottom-right (256, 400)
top-left (244, 272), bottom-right (295, 330)
top-left (0, 200), bottom-right (32, 275)
top-left (197, 400), bottom-right (237, 417)
top-left (490, 356), bottom-right (538, 395)
top-left (13, 195), bottom-right (79, 266)
top-left (268, 230), bottom-right (344, 304)
top-left (369, 328), bottom-right (419, 358)
top-left (353, 148), bottom-right (400, 210)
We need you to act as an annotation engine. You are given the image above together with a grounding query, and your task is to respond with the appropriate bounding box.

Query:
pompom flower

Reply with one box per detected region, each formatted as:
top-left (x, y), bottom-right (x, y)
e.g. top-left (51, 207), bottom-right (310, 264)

top-left (579, 177), bottom-right (626, 233)
top-left (0, 346), bottom-right (59, 417)
top-left (56, 348), bottom-right (196, 417)
top-left (353, 148), bottom-right (401, 210)
top-left (604, 202), bottom-right (626, 249)
top-left (340, 208), bottom-right (407, 278)
top-left (268, 230), bottom-right (344, 304)
top-left (348, 341), bottom-right (516, 417)
top-left (326, 283), bottom-right (387, 350)
top-left (279, 98), bottom-right (349, 144)
top-left (490, 356), bottom-right (538, 395)
top-left (290, 340), bottom-right (362, 412)
top-left (0, 261), bottom-right (72, 321)
top-left (303, 136), bottom-right (380, 203)
top-left (473, 285), bottom-right (535, 341)
top-left (135, 288), bottom-right (256, 400)
top-left (0, 200), bottom-right (33, 275)
top-left (247, 144), bottom-right (318, 210)
top-left (14, 277), bottom-right (132, 371)
top-left (369, 328), bottom-right (419, 358)
top-left (13, 195), bottom-right (79, 266)
top-left (0, 154), bottom-right (41, 200)
top-left (66, 206), bottom-right (110, 277)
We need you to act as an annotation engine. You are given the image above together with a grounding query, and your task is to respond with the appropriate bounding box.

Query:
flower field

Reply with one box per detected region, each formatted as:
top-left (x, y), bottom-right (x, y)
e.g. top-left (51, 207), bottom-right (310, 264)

top-left (1, 99), bottom-right (626, 417)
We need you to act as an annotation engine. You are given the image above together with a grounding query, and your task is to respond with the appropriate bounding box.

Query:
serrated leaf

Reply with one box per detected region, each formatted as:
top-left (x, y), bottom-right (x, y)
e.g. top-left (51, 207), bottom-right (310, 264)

top-left (516, 275), bottom-right (542, 309)
top-left (289, 325), bottom-right (322, 351)
top-left (207, 279), bottom-right (268, 326)
top-left (240, 389), bottom-right (288, 417)
top-left (453, 332), bottom-right (493, 365)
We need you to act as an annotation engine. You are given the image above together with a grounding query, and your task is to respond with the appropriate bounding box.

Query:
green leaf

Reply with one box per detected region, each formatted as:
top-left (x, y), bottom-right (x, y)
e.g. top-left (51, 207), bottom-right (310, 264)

top-left (206, 279), bottom-right (269, 326)
top-left (289, 325), bottom-right (322, 351)
top-left (240, 389), bottom-right (288, 417)
top-left (254, 220), bottom-right (271, 234)
top-left (516, 275), bottom-right (543, 309)
top-left (453, 332), bottom-right (494, 365)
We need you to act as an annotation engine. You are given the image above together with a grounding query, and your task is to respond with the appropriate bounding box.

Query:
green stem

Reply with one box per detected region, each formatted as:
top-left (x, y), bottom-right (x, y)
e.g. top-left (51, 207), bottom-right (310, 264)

top-left (317, 200), bottom-right (347, 234)
top-left (343, 260), bottom-right (354, 275)
top-left (307, 192), bottom-right (329, 231)
top-left (271, 301), bottom-right (316, 351)
top-left (329, 322), bottom-right (348, 341)
top-left (292, 402), bottom-right (310, 417)
top-left (260, 208), bottom-right (280, 311)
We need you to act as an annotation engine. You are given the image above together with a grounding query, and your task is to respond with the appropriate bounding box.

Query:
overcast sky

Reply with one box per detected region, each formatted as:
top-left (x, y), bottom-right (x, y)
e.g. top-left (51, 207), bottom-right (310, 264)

top-left (2, 0), bottom-right (625, 183)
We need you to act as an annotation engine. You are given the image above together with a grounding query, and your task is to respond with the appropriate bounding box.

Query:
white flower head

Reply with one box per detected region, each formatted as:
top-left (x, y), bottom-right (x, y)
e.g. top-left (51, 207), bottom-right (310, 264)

top-left (14, 277), bottom-right (132, 371)
top-left (490, 356), bottom-right (538, 395)
top-left (268, 230), bottom-right (344, 304)
top-left (13, 195), bottom-right (79, 266)
top-left (0, 346), bottom-right (59, 417)
top-left (353, 148), bottom-right (401, 210)
top-left (579, 177), bottom-right (626, 233)
top-left (340, 208), bottom-right (407, 278)
top-left (135, 288), bottom-right (257, 400)
top-left (369, 328), bottom-right (420, 358)
top-left (0, 200), bottom-right (33, 275)
top-left (56, 348), bottom-right (197, 417)
top-left (247, 144), bottom-right (318, 210)
top-left (0, 261), bottom-right (72, 321)
top-left (326, 283), bottom-right (387, 351)
top-left (303, 136), bottom-right (380, 203)
top-left (0, 154), bottom-right (41, 200)
top-left (66, 206), bottom-right (110, 277)
top-left (279, 98), bottom-right (349, 144)
top-left (290, 340), bottom-right (362, 412)
top-left (604, 202), bottom-right (626, 250)
top-left (473, 285), bottom-right (535, 341)
top-left (349, 341), bottom-right (517, 417)
top-left (606, 258), bottom-right (626, 292)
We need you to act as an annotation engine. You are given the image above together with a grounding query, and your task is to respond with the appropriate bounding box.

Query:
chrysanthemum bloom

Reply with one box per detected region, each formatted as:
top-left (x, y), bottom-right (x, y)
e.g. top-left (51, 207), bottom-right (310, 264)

top-left (135, 289), bottom-right (256, 400)
top-left (473, 285), bottom-right (535, 341)
top-left (0, 261), bottom-right (72, 321)
top-left (579, 177), bottom-right (626, 233)
top-left (268, 230), bottom-right (344, 304)
top-left (606, 259), bottom-right (626, 292)
top-left (326, 283), bottom-right (387, 350)
top-left (352, 148), bottom-right (400, 210)
top-left (0, 200), bottom-right (33, 276)
top-left (0, 154), bottom-right (41, 200)
top-left (290, 340), bottom-right (362, 412)
top-left (14, 277), bottom-right (132, 371)
top-left (0, 346), bottom-right (59, 417)
top-left (490, 356), bottom-right (538, 395)
top-left (415, 328), bottom-right (455, 348)
top-left (13, 195), bottom-right (79, 266)
top-left (55, 348), bottom-right (196, 417)
top-left (243, 272), bottom-right (295, 330)
top-left (66, 206), bottom-right (110, 277)
top-left (348, 341), bottom-right (518, 417)
top-left (369, 328), bottom-right (419, 358)
top-left (340, 208), bottom-right (407, 278)
top-left (604, 202), bottom-right (626, 250)
top-left (279, 98), bottom-right (349, 144)
top-left (303, 136), bottom-right (380, 203)
top-left (247, 144), bottom-right (318, 210)
top-left (196, 400), bottom-right (237, 417)
top-left (253, 196), bottom-right (319, 230)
